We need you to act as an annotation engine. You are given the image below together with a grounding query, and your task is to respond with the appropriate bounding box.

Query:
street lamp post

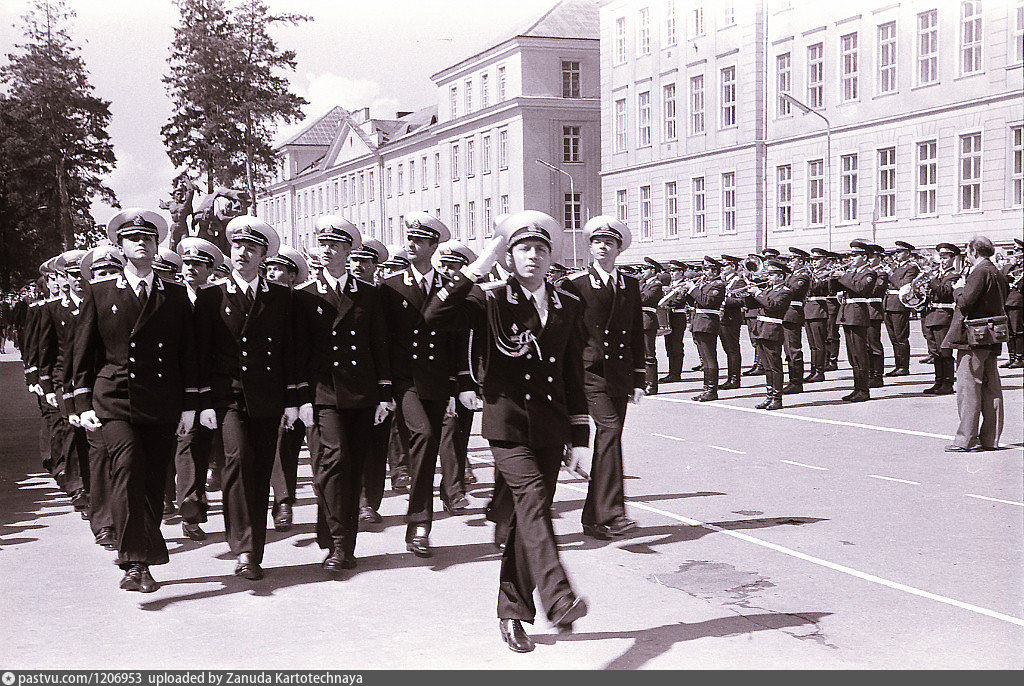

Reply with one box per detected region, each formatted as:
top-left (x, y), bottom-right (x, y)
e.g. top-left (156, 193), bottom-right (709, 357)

top-left (781, 93), bottom-right (832, 251)
top-left (535, 159), bottom-right (578, 268)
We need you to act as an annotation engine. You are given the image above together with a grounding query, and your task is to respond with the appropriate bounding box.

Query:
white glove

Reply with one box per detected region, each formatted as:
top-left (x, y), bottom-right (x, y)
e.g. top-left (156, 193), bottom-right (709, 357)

top-left (45, 392), bottom-right (58, 408)
top-left (68, 414), bottom-right (81, 428)
top-left (445, 396), bottom-right (456, 418)
top-left (458, 390), bottom-right (482, 410)
top-left (79, 410), bottom-right (101, 431)
top-left (298, 403), bottom-right (314, 427)
top-left (282, 406), bottom-right (298, 429)
top-left (199, 409), bottom-right (218, 430)
top-left (374, 401), bottom-right (394, 425)
top-left (30, 383), bottom-right (43, 396)
top-left (464, 233), bottom-right (509, 281)
top-left (630, 387), bottom-right (645, 404)
top-left (177, 410), bottom-right (195, 436)
top-left (563, 446), bottom-right (591, 480)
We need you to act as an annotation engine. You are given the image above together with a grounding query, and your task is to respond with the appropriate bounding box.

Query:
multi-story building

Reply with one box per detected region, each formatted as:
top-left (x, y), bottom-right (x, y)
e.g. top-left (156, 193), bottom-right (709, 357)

top-left (600, 0), bottom-right (1023, 261)
top-left (256, 0), bottom-right (602, 268)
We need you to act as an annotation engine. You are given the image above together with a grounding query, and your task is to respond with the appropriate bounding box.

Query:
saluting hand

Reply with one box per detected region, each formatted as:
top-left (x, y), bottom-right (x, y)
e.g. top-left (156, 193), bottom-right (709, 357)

top-left (465, 234), bottom-right (509, 281)
top-left (199, 408), bottom-right (218, 430)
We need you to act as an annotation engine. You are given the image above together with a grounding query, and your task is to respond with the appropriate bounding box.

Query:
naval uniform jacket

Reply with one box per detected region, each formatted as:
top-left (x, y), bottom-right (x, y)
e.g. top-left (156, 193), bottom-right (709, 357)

top-left (72, 274), bottom-right (199, 424)
top-left (923, 269), bottom-right (960, 329)
top-left (683, 279), bottom-right (726, 335)
top-left (1001, 262), bottom-right (1022, 309)
top-left (744, 284), bottom-right (795, 343)
top-left (562, 266), bottom-right (646, 397)
top-left (36, 294), bottom-right (86, 417)
top-left (22, 297), bottom-right (52, 388)
top-left (832, 267), bottom-right (878, 327)
top-left (639, 277), bottom-right (664, 331)
top-left (294, 273), bottom-right (391, 409)
top-left (193, 276), bottom-right (299, 419)
top-left (883, 261), bottom-right (921, 312)
top-left (424, 271), bottom-right (590, 450)
top-left (782, 272), bottom-right (811, 326)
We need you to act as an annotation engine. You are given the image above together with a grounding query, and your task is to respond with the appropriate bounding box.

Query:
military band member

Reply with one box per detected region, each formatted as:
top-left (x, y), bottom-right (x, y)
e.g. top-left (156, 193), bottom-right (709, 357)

top-left (865, 244), bottom-right (888, 388)
top-left (883, 241), bottom-right (920, 376)
top-left (638, 257), bottom-right (664, 395)
top-left (921, 243), bottom-right (960, 395)
top-left (424, 211), bottom-right (590, 653)
top-left (780, 249), bottom-right (811, 395)
top-left (743, 260), bottom-right (795, 410)
top-left (193, 216), bottom-right (301, 580)
top-left (685, 257), bottom-right (726, 401)
top-left (72, 209), bottom-right (199, 592)
top-left (658, 260), bottom-right (688, 383)
top-left (802, 248), bottom-right (831, 384)
top-left (1000, 238), bottom-right (1023, 368)
top-left (718, 255), bottom-right (745, 390)
top-left (824, 251), bottom-right (843, 371)
top-left (831, 239), bottom-right (878, 402)
top-left (742, 247), bottom-right (780, 377)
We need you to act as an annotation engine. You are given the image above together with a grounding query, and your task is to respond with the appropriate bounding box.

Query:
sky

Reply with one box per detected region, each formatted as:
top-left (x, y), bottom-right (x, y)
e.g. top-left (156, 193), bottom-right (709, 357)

top-left (0, 0), bottom-right (559, 225)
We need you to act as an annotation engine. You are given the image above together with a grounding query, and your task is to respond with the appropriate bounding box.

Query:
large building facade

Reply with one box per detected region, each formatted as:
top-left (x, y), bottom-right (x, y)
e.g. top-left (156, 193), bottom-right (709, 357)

top-left (256, 0), bottom-right (602, 268)
top-left (600, 0), bottom-right (1023, 261)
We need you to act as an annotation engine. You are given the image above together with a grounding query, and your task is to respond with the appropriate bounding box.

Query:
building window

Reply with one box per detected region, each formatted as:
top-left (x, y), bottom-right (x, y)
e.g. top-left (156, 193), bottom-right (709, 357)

top-left (396, 165), bottom-right (403, 195)
top-left (564, 193), bottom-right (581, 238)
top-left (407, 160), bottom-right (414, 193)
top-left (808, 160), bottom-right (824, 226)
top-left (722, 172), bottom-right (736, 233)
top-left (777, 165), bottom-right (792, 228)
top-left (959, 132), bottom-right (982, 210)
top-left (500, 194), bottom-right (509, 215)
top-left (421, 156), bottom-right (428, 189)
top-left (341, 178), bottom-right (348, 207)
top-left (614, 98), bottom-right (627, 152)
top-left (637, 7), bottom-right (651, 56)
top-left (877, 147), bottom-right (896, 218)
top-left (497, 66), bottom-right (507, 101)
top-left (434, 152), bottom-right (441, 186)
top-left (689, 75), bottom-right (704, 134)
top-left (640, 186), bottom-right (652, 240)
top-left (615, 16), bottom-right (627, 64)
top-left (452, 204), bottom-right (461, 239)
top-left (387, 218), bottom-right (393, 245)
top-left (357, 174), bottom-right (364, 203)
top-left (1012, 126), bottom-right (1023, 207)
top-left (563, 126), bottom-right (581, 163)
top-left (385, 167), bottom-right (392, 197)
top-left (481, 73), bottom-right (490, 107)
top-left (484, 198), bottom-right (493, 235)
top-left (637, 91), bottom-right (651, 147)
top-left (665, 0), bottom-right (677, 46)
top-left (467, 201), bottom-right (476, 239)
top-left (465, 79), bottom-right (473, 112)
top-left (777, 52), bottom-right (791, 116)
top-left (692, 5), bottom-right (704, 36)
top-left (562, 61), bottom-right (581, 98)
top-left (368, 170), bottom-right (374, 201)
top-left (720, 67), bottom-right (736, 128)
top-left (450, 85), bottom-right (458, 118)
top-left (1015, 1), bottom-right (1024, 63)
top-left (806, 43), bottom-right (824, 109)
top-left (723, 0), bottom-right (735, 26)
top-left (369, 219), bottom-right (375, 237)
top-left (916, 140), bottom-right (938, 216)
top-left (451, 143), bottom-right (460, 179)
top-left (498, 128), bottom-right (508, 169)
top-left (841, 32), bottom-right (858, 102)
top-left (482, 135), bottom-right (492, 173)
top-left (692, 177), bottom-right (706, 235)
top-left (466, 139), bottom-right (475, 177)
top-left (665, 181), bottom-right (678, 238)
top-left (616, 189), bottom-right (628, 221)
top-left (917, 10), bottom-right (939, 85)
top-left (960, 1), bottom-right (982, 75)
top-left (878, 21), bottom-right (897, 94)
top-left (840, 153), bottom-right (858, 222)
top-left (663, 83), bottom-right (677, 141)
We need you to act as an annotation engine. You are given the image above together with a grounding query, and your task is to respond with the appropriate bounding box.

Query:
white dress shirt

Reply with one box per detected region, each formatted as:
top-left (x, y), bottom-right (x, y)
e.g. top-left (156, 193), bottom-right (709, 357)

top-left (410, 265), bottom-right (434, 292)
top-left (231, 271), bottom-right (260, 298)
top-left (592, 262), bottom-right (618, 289)
top-left (525, 281), bottom-right (549, 327)
top-left (123, 264), bottom-right (155, 299)
top-left (322, 269), bottom-right (348, 294)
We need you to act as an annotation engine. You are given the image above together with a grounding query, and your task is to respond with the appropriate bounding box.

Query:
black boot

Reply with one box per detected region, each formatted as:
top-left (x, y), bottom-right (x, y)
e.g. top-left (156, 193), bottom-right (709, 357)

top-left (742, 363), bottom-right (764, 376)
top-left (804, 368), bottom-right (825, 383)
top-left (825, 358), bottom-right (839, 371)
top-left (1000, 355), bottom-right (1017, 368)
top-left (781, 381), bottom-right (803, 395)
top-left (720, 374), bottom-right (740, 390)
top-left (692, 385), bottom-right (718, 402)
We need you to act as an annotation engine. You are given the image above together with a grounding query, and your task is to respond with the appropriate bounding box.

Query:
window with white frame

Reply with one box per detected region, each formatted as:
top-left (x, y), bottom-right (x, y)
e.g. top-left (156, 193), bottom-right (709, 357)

top-left (396, 165), bottom-right (403, 195)
top-left (481, 73), bottom-right (490, 107)
top-left (368, 170), bottom-right (375, 201)
top-left (690, 75), bottom-right (705, 134)
top-left (450, 85), bottom-right (458, 118)
top-left (841, 33), bottom-right (858, 101)
top-left (692, 5), bottom-right (704, 36)
top-left (466, 139), bottom-right (475, 176)
top-left (637, 7), bottom-right (651, 56)
top-left (638, 91), bottom-right (651, 147)
top-left (434, 152), bottom-right (441, 186)
top-left (723, 0), bottom-right (735, 26)
top-left (777, 53), bottom-right (791, 116)
top-left (722, 172), bottom-right (736, 233)
top-left (640, 186), bottom-right (652, 240)
top-left (484, 198), bottom-right (493, 235)
top-left (500, 194), bottom-right (509, 215)
top-left (1015, 1), bottom-right (1024, 63)
top-left (482, 135), bottom-right (492, 173)
top-left (878, 21), bottom-right (897, 94)
top-left (665, 181), bottom-right (678, 237)
top-left (385, 168), bottom-right (392, 197)
top-left (497, 66), bottom-right (507, 101)
top-left (563, 126), bottom-right (581, 163)
top-left (692, 177), bottom-right (706, 235)
top-left (451, 143), bottom-right (460, 179)
top-left (665, 0), bottom-right (677, 46)
top-left (916, 140), bottom-right (937, 215)
top-left (452, 204), bottom-right (461, 239)
top-left (564, 193), bottom-right (581, 235)
top-left (615, 16), bottom-right (627, 64)
top-left (777, 165), bottom-right (792, 228)
top-left (498, 128), bottom-right (508, 169)
top-left (358, 174), bottom-right (364, 202)
top-left (341, 178), bottom-right (348, 206)
top-left (616, 189), bottom-right (628, 221)
top-left (917, 10), bottom-right (939, 85)
top-left (465, 80), bottom-right (473, 113)
top-left (960, 1), bottom-right (982, 75)
top-left (720, 66), bottom-right (736, 127)
top-left (663, 84), bottom-right (677, 141)
top-left (407, 161), bottom-right (414, 192)
top-left (807, 43), bottom-right (823, 108)
top-left (467, 201), bottom-right (476, 239)
top-left (421, 156), bottom-right (428, 189)
top-left (387, 218), bottom-right (393, 245)
top-left (1012, 126), bottom-right (1023, 207)
top-left (877, 147), bottom-right (896, 218)
top-left (808, 160), bottom-right (824, 226)
top-left (615, 98), bottom-right (627, 151)
top-left (840, 153), bottom-right (858, 221)
top-left (369, 219), bottom-right (375, 237)
top-left (562, 61), bottom-right (581, 98)
top-left (959, 132), bottom-right (982, 210)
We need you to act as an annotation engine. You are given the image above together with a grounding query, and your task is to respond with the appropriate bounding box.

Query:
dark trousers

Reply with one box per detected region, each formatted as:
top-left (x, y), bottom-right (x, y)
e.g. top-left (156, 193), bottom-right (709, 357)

top-left (582, 390), bottom-right (628, 527)
top-left (1006, 308), bottom-right (1022, 356)
top-left (100, 420), bottom-right (175, 570)
top-left (220, 408), bottom-right (279, 564)
top-left (804, 318), bottom-right (828, 371)
top-left (272, 418), bottom-right (304, 510)
top-left (924, 324), bottom-right (954, 384)
top-left (491, 441), bottom-right (574, 623)
top-left (61, 423), bottom-right (90, 495)
top-left (397, 387), bottom-right (446, 534)
top-left (439, 401), bottom-right (473, 502)
top-left (867, 319), bottom-right (885, 380)
top-left (86, 427), bottom-right (114, 536)
top-left (745, 318), bottom-right (761, 367)
top-left (754, 339), bottom-right (783, 392)
top-left (174, 423), bottom-right (216, 524)
top-left (826, 302), bottom-right (841, 360)
top-left (663, 311), bottom-right (686, 376)
top-left (314, 406), bottom-right (373, 555)
top-left (360, 412), bottom-right (392, 512)
top-left (38, 397), bottom-right (57, 473)
top-left (692, 331), bottom-right (720, 387)
top-left (884, 311), bottom-right (911, 370)
top-left (782, 322), bottom-right (804, 385)
top-left (843, 326), bottom-right (870, 392)
top-left (642, 328), bottom-right (659, 390)
top-left (719, 321), bottom-right (742, 378)
top-left (387, 411), bottom-right (410, 480)
top-left (487, 469), bottom-right (514, 547)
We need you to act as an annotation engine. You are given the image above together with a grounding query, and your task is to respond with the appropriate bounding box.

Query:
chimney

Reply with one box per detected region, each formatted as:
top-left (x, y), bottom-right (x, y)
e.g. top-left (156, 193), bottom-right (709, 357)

top-left (353, 106), bottom-right (371, 122)
top-left (397, 111), bottom-right (413, 118)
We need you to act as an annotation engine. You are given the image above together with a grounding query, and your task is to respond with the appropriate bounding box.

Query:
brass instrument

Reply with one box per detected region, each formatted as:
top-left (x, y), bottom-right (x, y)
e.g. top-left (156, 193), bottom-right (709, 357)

top-left (742, 255), bottom-right (764, 275)
top-left (897, 264), bottom-right (942, 310)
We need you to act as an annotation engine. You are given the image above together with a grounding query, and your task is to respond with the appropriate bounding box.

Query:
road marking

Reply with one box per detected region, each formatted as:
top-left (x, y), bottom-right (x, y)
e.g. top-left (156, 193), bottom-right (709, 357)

top-left (708, 444), bottom-right (745, 454)
top-left (780, 459), bottom-right (829, 471)
top-left (652, 432), bottom-right (687, 442)
top-left (649, 395), bottom-right (956, 441)
top-left (964, 493), bottom-right (1024, 507)
top-left (867, 474), bottom-right (921, 485)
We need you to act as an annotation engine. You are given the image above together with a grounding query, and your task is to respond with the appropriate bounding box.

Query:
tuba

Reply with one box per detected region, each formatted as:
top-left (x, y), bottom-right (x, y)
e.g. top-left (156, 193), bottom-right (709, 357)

top-left (897, 267), bottom-right (936, 310)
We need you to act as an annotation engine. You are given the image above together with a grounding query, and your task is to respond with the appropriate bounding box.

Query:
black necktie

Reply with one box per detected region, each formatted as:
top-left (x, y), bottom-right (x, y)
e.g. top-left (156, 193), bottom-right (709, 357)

top-left (421, 279), bottom-right (430, 298)
top-left (242, 285), bottom-right (254, 311)
top-left (137, 281), bottom-right (148, 307)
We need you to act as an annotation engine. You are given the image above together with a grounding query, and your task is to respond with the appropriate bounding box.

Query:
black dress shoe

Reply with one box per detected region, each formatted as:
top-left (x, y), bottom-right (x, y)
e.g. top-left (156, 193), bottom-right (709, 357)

top-left (658, 374), bottom-right (682, 383)
top-left (95, 527), bottom-right (117, 550)
top-left (342, 552), bottom-right (357, 570)
top-left (358, 506), bottom-right (382, 525)
top-left (719, 377), bottom-right (740, 390)
top-left (843, 390), bottom-right (870, 402)
top-left (392, 474), bottom-right (411, 493)
top-left (825, 360), bottom-right (839, 371)
top-left (464, 468), bottom-right (477, 485)
top-left (182, 522), bottom-right (206, 541)
top-left (933, 384), bottom-right (954, 395)
top-left (119, 565), bottom-right (142, 591)
top-left (322, 549), bottom-right (346, 572)
top-left (138, 566), bottom-right (158, 593)
top-left (406, 525), bottom-right (431, 557)
top-left (692, 387), bottom-right (718, 402)
top-left (868, 378), bottom-right (884, 389)
top-left (606, 516), bottom-right (637, 536)
top-left (70, 488), bottom-right (90, 512)
top-left (691, 364), bottom-right (703, 371)
top-left (582, 522), bottom-right (613, 540)
top-left (235, 553), bottom-right (264, 580)
top-left (273, 502), bottom-right (293, 531)
top-left (804, 371), bottom-right (825, 383)
top-left (781, 383), bottom-right (802, 395)
top-left (499, 619), bottom-right (535, 653)
top-left (922, 384), bottom-right (940, 394)
top-left (549, 595), bottom-right (588, 631)
top-left (442, 494), bottom-right (470, 515)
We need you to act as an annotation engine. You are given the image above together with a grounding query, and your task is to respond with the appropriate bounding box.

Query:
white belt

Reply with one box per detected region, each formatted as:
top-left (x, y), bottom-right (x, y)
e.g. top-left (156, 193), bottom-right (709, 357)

top-left (847, 298), bottom-right (871, 303)
top-left (789, 300), bottom-right (804, 307)
top-left (670, 308), bottom-right (687, 313)
top-left (642, 307), bottom-right (657, 313)
top-left (696, 309), bottom-right (720, 316)
top-left (886, 289), bottom-right (902, 295)
top-left (757, 315), bottom-right (783, 324)
top-left (807, 296), bottom-right (828, 301)
top-left (930, 303), bottom-right (954, 309)
top-left (869, 298), bottom-right (883, 303)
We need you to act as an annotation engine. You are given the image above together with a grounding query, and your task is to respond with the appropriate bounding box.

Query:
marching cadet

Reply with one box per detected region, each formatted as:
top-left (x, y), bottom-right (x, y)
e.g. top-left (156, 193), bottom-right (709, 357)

top-left (658, 260), bottom-right (688, 383)
top-left (743, 259), bottom-right (795, 410)
top-left (802, 248), bottom-right (832, 384)
top-left (193, 216), bottom-right (301, 581)
top-left (865, 245), bottom-right (888, 388)
top-left (824, 251), bottom-right (843, 371)
top-left (293, 216), bottom-right (392, 572)
top-left (547, 262), bottom-right (569, 285)
top-left (684, 257), bottom-right (726, 401)
top-left (741, 253), bottom-right (767, 377)
top-left (379, 211), bottom-right (461, 558)
top-left (72, 209), bottom-right (199, 593)
top-left (831, 239), bottom-right (879, 402)
top-left (423, 211), bottom-right (590, 653)
top-left (638, 257), bottom-right (664, 394)
top-left (563, 216), bottom-right (643, 540)
top-left (348, 237), bottom-right (388, 283)
top-left (26, 258), bottom-right (66, 481)
top-left (883, 241), bottom-right (920, 376)
top-left (1002, 238), bottom-right (1024, 368)
top-left (718, 255), bottom-right (745, 390)
top-left (781, 248), bottom-right (811, 395)
top-left (153, 248), bottom-right (182, 283)
top-left (921, 243), bottom-right (960, 395)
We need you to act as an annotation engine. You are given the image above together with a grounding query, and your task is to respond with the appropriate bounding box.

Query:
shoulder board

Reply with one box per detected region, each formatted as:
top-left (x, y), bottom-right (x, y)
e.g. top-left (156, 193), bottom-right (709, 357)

top-left (567, 270), bottom-right (588, 280)
top-left (89, 274), bottom-right (118, 285)
top-left (199, 281), bottom-right (222, 290)
top-left (556, 287), bottom-right (581, 302)
top-left (480, 279), bottom-right (507, 292)
top-left (45, 296), bottom-right (61, 303)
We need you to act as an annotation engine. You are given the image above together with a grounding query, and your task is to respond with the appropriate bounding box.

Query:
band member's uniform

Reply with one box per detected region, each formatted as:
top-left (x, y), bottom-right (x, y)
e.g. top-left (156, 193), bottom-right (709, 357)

top-left (921, 243), bottom-right (961, 395)
top-left (781, 248), bottom-right (811, 394)
top-left (718, 255), bottom-right (745, 389)
top-left (866, 244), bottom-right (888, 388)
top-left (802, 248), bottom-right (831, 383)
top-left (743, 260), bottom-right (795, 410)
top-left (882, 241), bottom-right (920, 376)
top-left (683, 257), bottom-right (726, 401)
top-left (831, 239), bottom-right (879, 402)
top-left (659, 260), bottom-right (688, 382)
top-left (639, 258), bottom-right (664, 394)
top-left (1000, 238), bottom-right (1023, 368)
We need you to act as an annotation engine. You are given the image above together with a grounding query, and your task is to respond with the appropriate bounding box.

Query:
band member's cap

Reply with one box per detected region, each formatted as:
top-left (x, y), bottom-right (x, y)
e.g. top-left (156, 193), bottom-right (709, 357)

top-left (788, 247), bottom-right (810, 259)
top-left (703, 256), bottom-right (722, 268)
top-left (894, 241), bottom-right (917, 251)
top-left (153, 247), bottom-right (183, 275)
top-left (761, 247), bottom-right (781, 258)
top-left (495, 210), bottom-right (563, 256)
top-left (766, 258), bottom-right (792, 274)
top-left (315, 215), bottom-right (362, 250)
top-left (81, 245), bottom-right (125, 276)
top-left (935, 243), bottom-right (961, 256)
top-left (720, 254), bottom-right (741, 264)
top-left (213, 263), bottom-right (231, 277)
top-left (55, 250), bottom-right (88, 275)
top-left (226, 216), bottom-right (280, 257)
top-left (867, 243), bottom-right (885, 254)
top-left (644, 257), bottom-right (664, 271)
top-left (435, 240), bottom-right (477, 268)
top-left (849, 238), bottom-right (872, 253)
top-left (668, 259), bottom-right (686, 270)
top-left (809, 247), bottom-right (830, 257)
top-left (1013, 238), bottom-right (1023, 249)
top-left (582, 215), bottom-right (632, 252)
top-left (350, 238), bottom-right (388, 263)
top-left (106, 208), bottom-right (168, 244)
top-left (176, 237), bottom-right (224, 270)
top-left (404, 211), bottom-right (450, 243)
top-left (265, 245), bottom-right (309, 283)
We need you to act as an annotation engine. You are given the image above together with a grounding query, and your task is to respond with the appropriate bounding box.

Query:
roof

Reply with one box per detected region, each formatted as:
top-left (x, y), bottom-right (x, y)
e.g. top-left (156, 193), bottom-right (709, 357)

top-left (279, 105), bottom-right (349, 147)
top-left (380, 106), bottom-right (439, 143)
top-left (513, 0), bottom-right (599, 40)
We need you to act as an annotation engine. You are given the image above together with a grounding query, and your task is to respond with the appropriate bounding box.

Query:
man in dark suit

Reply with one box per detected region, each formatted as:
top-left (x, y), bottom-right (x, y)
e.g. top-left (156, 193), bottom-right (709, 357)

top-left (832, 240), bottom-right (878, 402)
top-left (803, 248), bottom-right (832, 384)
top-left (193, 216), bottom-right (301, 581)
top-left (682, 257), bottom-right (726, 401)
top-left (424, 211), bottom-right (590, 653)
top-left (72, 209), bottom-right (199, 592)
top-left (638, 258), bottom-right (664, 394)
top-left (781, 248), bottom-right (811, 395)
top-left (999, 238), bottom-right (1023, 369)
top-left (922, 244), bottom-right (962, 396)
top-left (743, 260), bottom-right (795, 410)
top-left (718, 255), bottom-right (745, 389)
top-left (883, 241), bottom-right (921, 376)
top-left (943, 235), bottom-right (1009, 452)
